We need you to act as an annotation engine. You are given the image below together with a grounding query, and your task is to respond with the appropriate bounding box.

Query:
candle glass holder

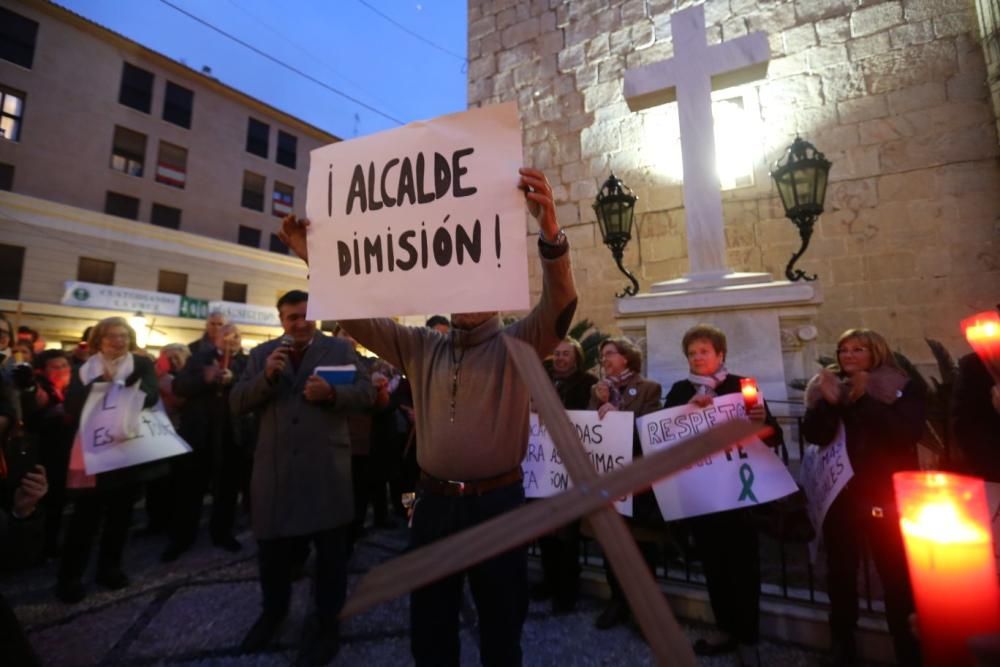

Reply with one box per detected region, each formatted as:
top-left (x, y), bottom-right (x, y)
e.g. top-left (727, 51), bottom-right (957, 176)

top-left (893, 471), bottom-right (1000, 666)
top-left (739, 377), bottom-right (760, 411)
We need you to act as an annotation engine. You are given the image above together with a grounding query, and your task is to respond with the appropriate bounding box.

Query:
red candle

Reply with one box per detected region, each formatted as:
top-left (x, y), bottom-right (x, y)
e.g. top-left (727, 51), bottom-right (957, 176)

top-left (739, 377), bottom-right (759, 410)
top-left (962, 311), bottom-right (1000, 384)
top-left (893, 471), bottom-right (1000, 667)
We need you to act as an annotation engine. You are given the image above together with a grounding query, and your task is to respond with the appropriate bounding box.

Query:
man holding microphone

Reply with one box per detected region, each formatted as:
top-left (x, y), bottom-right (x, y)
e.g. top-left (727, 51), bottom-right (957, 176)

top-left (231, 289), bottom-right (374, 665)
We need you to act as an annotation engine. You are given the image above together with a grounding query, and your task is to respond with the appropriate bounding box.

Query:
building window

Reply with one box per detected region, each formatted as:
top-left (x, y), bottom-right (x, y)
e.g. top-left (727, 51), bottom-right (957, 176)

top-left (119, 62), bottom-right (154, 113)
top-left (155, 141), bottom-right (187, 189)
top-left (0, 7), bottom-right (39, 69)
top-left (105, 191), bottom-right (140, 220)
top-left (151, 203), bottom-right (181, 230)
top-left (0, 87), bottom-right (25, 142)
top-left (241, 171), bottom-right (265, 211)
top-left (0, 243), bottom-right (25, 299)
top-left (277, 131), bottom-right (297, 169)
top-left (157, 269), bottom-right (187, 296)
top-left (272, 182), bottom-right (294, 218)
top-left (78, 257), bottom-right (115, 285)
top-left (162, 81), bottom-right (193, 129)
top-left (222, 281), bottom-right (247, 303)
top-left (238, 225), bottom-right (261, 248)
top-left (246, 117), bottom-right (269, 158)
top-left (110, 126), bottom-right (146, 177)
top-left (269, 233), bottom-right (289, 254)
top-left (0, 162), bottom-right (12, 191)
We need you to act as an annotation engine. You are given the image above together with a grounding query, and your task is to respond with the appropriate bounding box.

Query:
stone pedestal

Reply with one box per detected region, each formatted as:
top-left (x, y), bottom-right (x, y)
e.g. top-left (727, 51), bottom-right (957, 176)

top-left (615, 273), bottom-right (823, 437)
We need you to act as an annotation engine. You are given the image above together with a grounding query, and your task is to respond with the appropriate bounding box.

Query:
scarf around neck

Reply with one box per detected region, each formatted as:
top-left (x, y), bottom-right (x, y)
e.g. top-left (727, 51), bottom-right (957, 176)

top-left (688, 365), bottom-right (729, 397)
top-left (80, 351), bottom-right (134, 386)
top-left (606, 369), bottom-right (635, 407)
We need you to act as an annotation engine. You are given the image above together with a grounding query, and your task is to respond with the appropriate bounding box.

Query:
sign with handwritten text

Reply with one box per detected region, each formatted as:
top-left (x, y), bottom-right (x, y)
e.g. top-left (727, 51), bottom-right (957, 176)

top-left (800, 422), bottom-right (854, 561)
top-left (80, 383), bottom-right (191, 475)
top-left (522, 410), bottom-right (634, 516)
top-left (305, 102), bottom-right (528, 319)
top-left (636, 393), bottom-right (797, 520)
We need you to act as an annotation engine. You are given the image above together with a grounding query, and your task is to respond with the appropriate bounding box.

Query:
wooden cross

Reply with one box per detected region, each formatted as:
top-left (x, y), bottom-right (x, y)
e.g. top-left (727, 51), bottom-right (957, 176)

top-left (341, 335), bottom-right (764, 665)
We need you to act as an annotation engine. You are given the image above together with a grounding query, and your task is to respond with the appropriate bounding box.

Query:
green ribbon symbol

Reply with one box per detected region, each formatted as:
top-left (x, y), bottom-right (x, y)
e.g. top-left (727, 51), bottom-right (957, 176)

top-left (738, 463), bottom-right (758, 503)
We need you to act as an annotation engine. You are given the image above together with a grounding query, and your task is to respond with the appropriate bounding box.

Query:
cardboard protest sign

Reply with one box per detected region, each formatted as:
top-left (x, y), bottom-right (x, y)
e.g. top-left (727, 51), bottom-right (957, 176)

top-left (636, 393), bottom-right (797, 520)
top-left (799, 422), bottom-right (853, 562)
top-left (80, 383), bottom-right (191, 475)
top-left (305, 102), bottom-right (528, 320)
top-left (523, 410), bottom-right (634, 516)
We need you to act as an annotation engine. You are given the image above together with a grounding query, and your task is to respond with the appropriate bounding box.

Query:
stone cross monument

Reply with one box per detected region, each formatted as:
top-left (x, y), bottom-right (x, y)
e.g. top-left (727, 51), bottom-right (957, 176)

top-left (624, 4), bottom-right (769, 282)
top-left (618, 4), bottom-right (823, 421)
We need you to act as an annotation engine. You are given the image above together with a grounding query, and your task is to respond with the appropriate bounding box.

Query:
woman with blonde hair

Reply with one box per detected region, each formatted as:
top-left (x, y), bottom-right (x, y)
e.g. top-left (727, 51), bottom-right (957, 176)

top-left (803, 328), bottom-right (924, 666)
top-left (55, 317), bottom-right (162, 603)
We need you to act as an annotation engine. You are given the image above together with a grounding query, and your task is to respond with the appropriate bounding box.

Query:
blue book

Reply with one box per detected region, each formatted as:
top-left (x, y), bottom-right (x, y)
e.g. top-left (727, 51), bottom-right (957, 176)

top-left (315, 365), bottom-right (357, 385)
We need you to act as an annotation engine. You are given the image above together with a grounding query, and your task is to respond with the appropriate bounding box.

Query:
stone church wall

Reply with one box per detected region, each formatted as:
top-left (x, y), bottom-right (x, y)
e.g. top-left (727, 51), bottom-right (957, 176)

top-left (468, 0), bottom-right (1000, 370)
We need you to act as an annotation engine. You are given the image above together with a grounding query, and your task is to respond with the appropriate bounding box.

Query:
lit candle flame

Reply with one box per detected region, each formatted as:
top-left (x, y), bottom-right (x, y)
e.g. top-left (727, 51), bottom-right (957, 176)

top-left (900, 499), bottom-right (991, 545)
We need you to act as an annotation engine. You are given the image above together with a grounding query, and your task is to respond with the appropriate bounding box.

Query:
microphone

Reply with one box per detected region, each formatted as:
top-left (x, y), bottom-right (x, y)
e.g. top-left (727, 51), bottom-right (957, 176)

top-left (278, 335), bottom-right (294, 349)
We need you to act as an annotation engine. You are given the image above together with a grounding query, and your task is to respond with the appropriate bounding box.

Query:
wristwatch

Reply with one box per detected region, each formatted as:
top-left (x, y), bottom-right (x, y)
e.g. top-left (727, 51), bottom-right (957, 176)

top-left (538, 228), bottom-right (566, 246)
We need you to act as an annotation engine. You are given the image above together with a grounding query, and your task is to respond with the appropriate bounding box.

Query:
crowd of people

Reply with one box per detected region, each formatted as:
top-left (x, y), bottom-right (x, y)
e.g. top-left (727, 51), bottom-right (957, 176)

top-left (0, 166), bottom-right (997, 667)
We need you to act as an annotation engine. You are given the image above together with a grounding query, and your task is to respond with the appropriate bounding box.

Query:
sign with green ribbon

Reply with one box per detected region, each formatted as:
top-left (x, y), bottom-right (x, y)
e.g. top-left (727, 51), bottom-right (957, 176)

top-left (635, 392), bottom-right (798, 520)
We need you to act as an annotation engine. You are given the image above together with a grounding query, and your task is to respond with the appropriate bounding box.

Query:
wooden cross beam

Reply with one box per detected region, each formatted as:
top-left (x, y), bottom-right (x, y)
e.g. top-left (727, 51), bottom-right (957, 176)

top-left (341, 335), bottom-right (765, 665)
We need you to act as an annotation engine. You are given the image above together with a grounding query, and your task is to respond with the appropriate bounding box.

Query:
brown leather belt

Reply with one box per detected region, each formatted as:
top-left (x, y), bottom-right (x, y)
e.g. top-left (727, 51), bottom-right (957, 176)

top-left (419, 468), bottom-right (523, 497)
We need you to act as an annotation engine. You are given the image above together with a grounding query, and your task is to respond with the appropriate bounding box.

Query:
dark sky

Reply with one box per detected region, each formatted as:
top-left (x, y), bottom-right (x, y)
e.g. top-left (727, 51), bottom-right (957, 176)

top-left (56, 0), bottom-right (469, 140)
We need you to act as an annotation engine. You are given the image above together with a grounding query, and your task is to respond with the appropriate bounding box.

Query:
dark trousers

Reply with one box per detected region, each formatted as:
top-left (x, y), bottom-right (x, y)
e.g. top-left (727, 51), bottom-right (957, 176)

top-left (209, 439), bottom-right (241, 540)
top-left (256, 525), bottom-right (350, 631)
top-left (410, 482), bottom-right (528, 667)
top-left (824, 485), bottom-right (920, 666)
top-left (0, 594), bottom-right (39, 667)
top-left (688, 508), bottom-right (761, 644)
top-left (58, 485), bottom-right (138, 584)
top-left (538, 520), bottom-right (581, 608)
top-left (166, 449), bottom-right (211, 548)
top-left (603, 537), bottom-right (659, 604)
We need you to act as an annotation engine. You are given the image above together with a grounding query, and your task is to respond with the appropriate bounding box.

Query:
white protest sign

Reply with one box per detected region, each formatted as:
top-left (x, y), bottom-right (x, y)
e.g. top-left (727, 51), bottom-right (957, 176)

top-left (80, 383), bottom-right (191, 475)
top-left (305, 102), bottom-right (528, 320)
top-left (636, 393), bottom-right (797, 520)
top-left (523, 410), bottom-right (635, 516)
top-left (799, 423), bottom-right (854, 562)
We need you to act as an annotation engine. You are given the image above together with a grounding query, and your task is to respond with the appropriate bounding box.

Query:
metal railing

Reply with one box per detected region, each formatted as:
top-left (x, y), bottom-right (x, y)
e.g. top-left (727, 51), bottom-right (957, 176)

top-left (531, 411), bottom-right (886, 616)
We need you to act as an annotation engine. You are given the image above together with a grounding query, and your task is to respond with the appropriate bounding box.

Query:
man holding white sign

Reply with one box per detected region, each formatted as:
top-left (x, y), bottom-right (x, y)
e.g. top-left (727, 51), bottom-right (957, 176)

top-left (280, 129), bottom-right (575, 665)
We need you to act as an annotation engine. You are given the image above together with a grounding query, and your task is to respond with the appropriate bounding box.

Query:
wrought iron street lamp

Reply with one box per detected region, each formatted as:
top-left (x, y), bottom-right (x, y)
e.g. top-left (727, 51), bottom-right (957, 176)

top-left (770, 136), bottom-right (832, 282)
top-left (593, 173), bottom-right (640, 297)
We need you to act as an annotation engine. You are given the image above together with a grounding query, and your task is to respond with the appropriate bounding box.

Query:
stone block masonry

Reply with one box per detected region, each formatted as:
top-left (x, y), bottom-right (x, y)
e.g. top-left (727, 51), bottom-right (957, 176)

top-left (468, 0), bottom-right (1000, 372)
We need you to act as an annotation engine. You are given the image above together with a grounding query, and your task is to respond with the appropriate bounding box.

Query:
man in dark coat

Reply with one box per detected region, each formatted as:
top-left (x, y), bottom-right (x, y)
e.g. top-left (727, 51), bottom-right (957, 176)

top-left (231, 290), bottom-right (373, 665)
top-left (188, 311), bottom-right (227, 357)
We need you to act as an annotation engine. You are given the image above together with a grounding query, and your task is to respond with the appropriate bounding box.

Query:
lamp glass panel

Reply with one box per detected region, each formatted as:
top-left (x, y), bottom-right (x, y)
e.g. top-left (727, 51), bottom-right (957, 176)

top-left (775, 173), bottom-right (795, 212)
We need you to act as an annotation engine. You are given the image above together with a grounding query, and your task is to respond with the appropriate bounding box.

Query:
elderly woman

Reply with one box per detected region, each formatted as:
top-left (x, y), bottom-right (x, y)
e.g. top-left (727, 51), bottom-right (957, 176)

top-left (663, 324), bottom-right (782, 667)
top-left (803, 329), bottom-right (923, 667)
top-left (589, 336), bottom-right (663, 629)
top-left (55, 317), bottom-right (161, 604)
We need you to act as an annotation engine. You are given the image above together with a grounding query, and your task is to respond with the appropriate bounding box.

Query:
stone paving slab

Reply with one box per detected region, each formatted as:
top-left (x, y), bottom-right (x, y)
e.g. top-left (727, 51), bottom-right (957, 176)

top-left (6, 517), bottom-right (836, 666)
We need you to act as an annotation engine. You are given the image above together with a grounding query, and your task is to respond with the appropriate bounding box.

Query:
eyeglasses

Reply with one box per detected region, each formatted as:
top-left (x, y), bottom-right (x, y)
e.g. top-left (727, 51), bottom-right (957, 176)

top-left (600, 350), bottom-right (622, 360)
top-left (837, 346), bottom-right (869, 355)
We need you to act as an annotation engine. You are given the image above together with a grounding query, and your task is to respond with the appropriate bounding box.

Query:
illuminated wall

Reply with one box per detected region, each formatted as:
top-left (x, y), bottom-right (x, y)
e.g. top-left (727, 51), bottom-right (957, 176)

top-left (468, 0), bottom-right (1000, 369)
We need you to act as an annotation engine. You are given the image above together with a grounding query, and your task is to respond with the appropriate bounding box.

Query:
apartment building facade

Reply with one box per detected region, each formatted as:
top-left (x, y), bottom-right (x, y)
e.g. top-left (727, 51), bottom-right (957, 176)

top-left (0, 0), bottom-right (338, 347)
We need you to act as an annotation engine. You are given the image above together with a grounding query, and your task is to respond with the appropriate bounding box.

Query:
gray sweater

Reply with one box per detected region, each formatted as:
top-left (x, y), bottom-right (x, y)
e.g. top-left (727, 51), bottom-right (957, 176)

top-left (343, 245), bottom-right (576, 481)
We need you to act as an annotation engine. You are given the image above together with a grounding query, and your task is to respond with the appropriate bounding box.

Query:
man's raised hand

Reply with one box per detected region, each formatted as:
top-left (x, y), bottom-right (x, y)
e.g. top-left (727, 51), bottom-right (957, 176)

top-left (279, 215), bottom-right (311, 265)
top-left (519, 168), bottom-right (558, 241)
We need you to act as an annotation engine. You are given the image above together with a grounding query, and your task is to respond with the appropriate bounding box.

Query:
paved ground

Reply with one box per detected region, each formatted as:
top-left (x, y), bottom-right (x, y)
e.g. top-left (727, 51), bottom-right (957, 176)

top-left (5, 517), bottom-right (833, 666)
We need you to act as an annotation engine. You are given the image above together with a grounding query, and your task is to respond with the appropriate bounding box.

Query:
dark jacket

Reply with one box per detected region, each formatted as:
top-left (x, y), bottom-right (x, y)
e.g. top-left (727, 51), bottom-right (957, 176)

top-left (951, 353), bottom-right (1000, 482)
top-left (663, 374), bottom-right (785, 451)
top-left (551, 368), bottom-right (598, 411)
top-left (802, 374), bottom-right (924, 508)
top-left (230, 332), bottom-right (374, 539)
top-left (172, 346), bottom-right (240, 456)
top-left (64, 354), bottom-right (168, 489)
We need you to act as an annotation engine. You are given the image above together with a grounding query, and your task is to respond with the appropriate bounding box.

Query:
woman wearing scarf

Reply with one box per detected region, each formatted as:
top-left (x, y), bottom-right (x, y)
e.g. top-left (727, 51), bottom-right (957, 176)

top-left (589, 336), bottom-right (662, 630)
top-left (803, 329), bottom-right (923, 667)
top-left (55, 317), bottom-right (161, 604)
top-left (663, 324), bottom-right (781, 667)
